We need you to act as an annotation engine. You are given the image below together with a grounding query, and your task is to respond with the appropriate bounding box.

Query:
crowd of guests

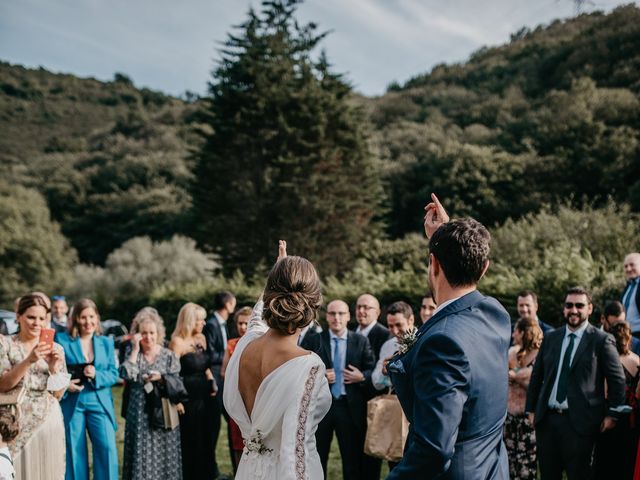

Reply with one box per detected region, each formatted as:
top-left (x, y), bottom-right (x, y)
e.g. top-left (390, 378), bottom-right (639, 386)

top-left (0, 251), bottom-right (638, 480)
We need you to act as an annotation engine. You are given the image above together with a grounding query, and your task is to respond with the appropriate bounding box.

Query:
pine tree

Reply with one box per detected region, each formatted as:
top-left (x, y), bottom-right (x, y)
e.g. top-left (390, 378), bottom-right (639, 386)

top-left (192, 0), bottom-right (384, 276)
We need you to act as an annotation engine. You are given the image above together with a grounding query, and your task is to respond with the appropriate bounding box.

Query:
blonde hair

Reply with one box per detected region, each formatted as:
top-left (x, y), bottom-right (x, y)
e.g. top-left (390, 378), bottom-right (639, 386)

top-left (69, 299), bottom-right (103, 338)
top-left (131, 306), bottom-right (166, 345)
top-left (233, 306), bottom-right (253, 324)
top-left (172, 302), bottom-right (207, 340)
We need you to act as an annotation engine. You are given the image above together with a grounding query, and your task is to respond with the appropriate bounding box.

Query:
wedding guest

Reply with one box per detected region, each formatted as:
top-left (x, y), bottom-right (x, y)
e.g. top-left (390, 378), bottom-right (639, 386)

top-left (56, 299), bottom-right (119, 480)
top-left (221, 306), bottom-right (252, 472)
top-left (505, 318), bottom-right (542, 480)
top-left (602, 300), bottom-right (640, 356)
top-left (204, 291), bottom-right (235, 480)
top-left (622, 253), bottom-right (640, 338)
top-left (306, 299), bottom-right (375, 480)
top-left (526, 286), bottom-right (626, 480)
top-left (0, 406), bottom-right (19, 480)
top-left (119, 306), bottom-right (162, 418)
top-left (594, 321), bottom-right (639, 479)
top-left (120, 309), bottom-right (182, 480)
top-left (372, 301), bottom-right (415, 391)
top-left (516, 290), bottom-right (553, 335)
top-left (51, 296), bottom-right (70, 334)
top-left (418, 292), bottom-right (436, 325)
top-left (354, 294), bottom-right (390, 360)
top-left (0, 293), bottom-right (67, 480)
top-left (169, 302), bottom-right (217, 480)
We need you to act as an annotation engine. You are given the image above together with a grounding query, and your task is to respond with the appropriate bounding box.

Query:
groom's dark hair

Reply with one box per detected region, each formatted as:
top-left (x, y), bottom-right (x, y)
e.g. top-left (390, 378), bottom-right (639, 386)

top-left (429, 218), bottom-right (491, 287)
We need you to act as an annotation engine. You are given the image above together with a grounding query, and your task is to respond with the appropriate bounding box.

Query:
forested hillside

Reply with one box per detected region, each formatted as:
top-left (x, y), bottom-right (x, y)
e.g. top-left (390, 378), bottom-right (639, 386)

top-left (369, 4), bottom-right (640, 236)
top-left (1, 4), bottom-right (639, 323)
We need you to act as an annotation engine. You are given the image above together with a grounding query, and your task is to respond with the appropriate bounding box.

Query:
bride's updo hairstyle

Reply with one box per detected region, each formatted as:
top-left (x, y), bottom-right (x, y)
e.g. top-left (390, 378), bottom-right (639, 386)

top-left (263, 256), bottom-right (322, 335)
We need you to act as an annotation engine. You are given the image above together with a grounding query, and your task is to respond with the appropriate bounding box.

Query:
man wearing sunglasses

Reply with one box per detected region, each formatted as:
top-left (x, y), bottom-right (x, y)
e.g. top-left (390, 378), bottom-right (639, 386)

top-left (526, 286), bottom-right (626, 480)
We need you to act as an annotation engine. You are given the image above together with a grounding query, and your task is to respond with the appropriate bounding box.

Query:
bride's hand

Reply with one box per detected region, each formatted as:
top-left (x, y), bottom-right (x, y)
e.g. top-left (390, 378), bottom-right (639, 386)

top-left (277, 240), bottom-right (287, 261)
top-left (423, 193), bottom-right (449, 239)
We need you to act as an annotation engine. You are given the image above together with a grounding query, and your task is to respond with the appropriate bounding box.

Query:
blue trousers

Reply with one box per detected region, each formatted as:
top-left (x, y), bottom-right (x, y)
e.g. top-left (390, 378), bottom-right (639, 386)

top-left (64, 390), bottom-right (118, 480)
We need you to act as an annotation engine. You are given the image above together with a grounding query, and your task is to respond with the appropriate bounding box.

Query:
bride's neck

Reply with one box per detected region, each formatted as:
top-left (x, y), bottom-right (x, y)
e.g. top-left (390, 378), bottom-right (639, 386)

top-left (266, 328), bottom-right (300, 347)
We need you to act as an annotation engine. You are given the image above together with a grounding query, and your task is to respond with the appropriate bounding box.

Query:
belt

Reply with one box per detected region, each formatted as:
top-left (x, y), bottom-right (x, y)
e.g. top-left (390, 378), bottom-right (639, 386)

top-left (548, 408), bottom-right (568, 415)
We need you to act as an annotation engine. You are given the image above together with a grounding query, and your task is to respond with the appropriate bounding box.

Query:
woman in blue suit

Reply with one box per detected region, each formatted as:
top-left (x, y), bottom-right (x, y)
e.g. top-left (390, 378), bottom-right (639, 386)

top-left (56, 298), bottom-right (119, 480)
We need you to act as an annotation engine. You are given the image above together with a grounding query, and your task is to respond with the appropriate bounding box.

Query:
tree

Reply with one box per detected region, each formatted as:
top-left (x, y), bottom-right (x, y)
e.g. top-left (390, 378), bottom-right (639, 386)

top-left (0, 183), bottom-right (77, 305)
top-left (69, 235), bottom-right (217, 314)
top-left (192, 0), bottom-right (384, 276)
top-left (39, 110), bottom-right (194, 265)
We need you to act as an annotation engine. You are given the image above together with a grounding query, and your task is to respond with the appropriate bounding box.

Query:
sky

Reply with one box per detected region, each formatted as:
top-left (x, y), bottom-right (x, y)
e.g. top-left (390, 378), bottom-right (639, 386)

top-left (1, 0), bottom-right (636, 98)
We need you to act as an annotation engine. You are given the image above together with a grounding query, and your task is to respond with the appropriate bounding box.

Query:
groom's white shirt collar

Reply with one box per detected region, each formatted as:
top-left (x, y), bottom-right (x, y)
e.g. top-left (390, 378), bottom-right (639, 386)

top-left (432, 295), bottom-right (464, 317)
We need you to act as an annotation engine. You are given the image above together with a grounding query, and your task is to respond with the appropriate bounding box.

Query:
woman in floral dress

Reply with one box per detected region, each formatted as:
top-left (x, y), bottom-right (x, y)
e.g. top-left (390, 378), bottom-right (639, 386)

top-left (504, 318), bottom-right (543, 480)
top-left (120, 308), bottom-right (182, 480)
top-left (0, 293), bottom-right (68, 480)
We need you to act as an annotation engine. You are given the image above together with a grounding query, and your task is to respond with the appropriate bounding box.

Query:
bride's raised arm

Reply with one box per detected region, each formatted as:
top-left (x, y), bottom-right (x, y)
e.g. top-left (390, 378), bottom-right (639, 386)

top-left (247, 240), bottom-right (288, 333)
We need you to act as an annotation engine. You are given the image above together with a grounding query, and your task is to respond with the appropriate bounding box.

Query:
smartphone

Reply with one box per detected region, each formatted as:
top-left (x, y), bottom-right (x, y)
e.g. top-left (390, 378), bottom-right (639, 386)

top-left (39, 328), bottom-right (56, 347)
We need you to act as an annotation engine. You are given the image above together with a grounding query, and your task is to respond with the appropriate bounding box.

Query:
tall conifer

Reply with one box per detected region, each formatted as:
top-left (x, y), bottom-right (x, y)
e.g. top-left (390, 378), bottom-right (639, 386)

top-left (192, 0), bottom-right (383, 276)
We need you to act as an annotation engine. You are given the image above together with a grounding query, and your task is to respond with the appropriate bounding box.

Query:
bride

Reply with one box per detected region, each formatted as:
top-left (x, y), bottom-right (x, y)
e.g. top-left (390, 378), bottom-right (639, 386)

top-left (223, 241), bottom-right (331, 479)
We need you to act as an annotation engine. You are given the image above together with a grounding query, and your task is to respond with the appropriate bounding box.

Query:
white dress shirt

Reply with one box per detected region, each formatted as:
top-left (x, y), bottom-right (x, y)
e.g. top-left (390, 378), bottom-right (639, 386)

top-left (547, 321), bottom-right (589, 410)
top-left (356, 320), bottom-right (377, 337)
top-left (372, 337), bottom-right (399, 390)
top-left (214, 312), bottom-right (228, 350)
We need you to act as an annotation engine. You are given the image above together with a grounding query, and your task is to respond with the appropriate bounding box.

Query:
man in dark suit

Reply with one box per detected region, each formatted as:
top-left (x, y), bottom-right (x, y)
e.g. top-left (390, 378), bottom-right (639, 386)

top-left (387, 195), bottom-right (511, 479)
top-left (302, 299), bottom-right (375, 480)
top-left (203, 291), bottom-right (236, 480)
top-left (354, 293), bottom-right (390, 360)
top-left (526, 286), bottom-right (626, 479)
top-left (622, 252), bottom-right (640, 338)
top-left (354, 293), bottom-right (390, 479)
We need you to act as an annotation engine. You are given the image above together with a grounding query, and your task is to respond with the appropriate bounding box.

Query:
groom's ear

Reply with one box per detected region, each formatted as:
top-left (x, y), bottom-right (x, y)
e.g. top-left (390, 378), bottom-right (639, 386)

top-left (479, 260), bottom-right (490, 280)
top-left (429, 253), bottom-right (440, 275)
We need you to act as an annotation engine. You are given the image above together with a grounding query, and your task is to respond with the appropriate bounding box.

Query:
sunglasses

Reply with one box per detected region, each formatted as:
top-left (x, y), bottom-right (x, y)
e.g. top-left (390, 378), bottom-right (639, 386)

top-left (564, 302), bottom-right (586, 309)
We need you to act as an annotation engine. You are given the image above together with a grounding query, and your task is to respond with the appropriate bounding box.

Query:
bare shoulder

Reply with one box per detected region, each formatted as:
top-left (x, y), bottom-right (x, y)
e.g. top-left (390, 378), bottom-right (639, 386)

top-left (194, 333), bottom-right (207, 348)
top-left (169, 336), bottom-right (185, 355)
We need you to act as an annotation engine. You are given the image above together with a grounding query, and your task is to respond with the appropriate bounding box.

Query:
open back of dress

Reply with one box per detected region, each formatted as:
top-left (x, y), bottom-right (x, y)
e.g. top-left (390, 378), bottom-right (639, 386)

top-left (223, 300), bottom-right (331, 480)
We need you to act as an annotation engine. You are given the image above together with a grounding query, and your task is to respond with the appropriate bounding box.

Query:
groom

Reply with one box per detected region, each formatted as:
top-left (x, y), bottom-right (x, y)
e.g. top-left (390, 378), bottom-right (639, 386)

top-left (387, 194), bottom-right (511, 479)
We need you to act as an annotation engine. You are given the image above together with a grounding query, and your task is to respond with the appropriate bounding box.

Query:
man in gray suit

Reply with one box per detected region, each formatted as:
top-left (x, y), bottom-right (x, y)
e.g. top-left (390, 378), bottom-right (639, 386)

top-left (526, 286), bottom-right (626, 480)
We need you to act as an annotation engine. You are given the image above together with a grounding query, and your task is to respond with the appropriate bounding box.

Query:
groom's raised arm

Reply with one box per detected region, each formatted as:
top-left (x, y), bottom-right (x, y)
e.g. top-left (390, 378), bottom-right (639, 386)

top-left (388, 333), bottom-right (469, 479)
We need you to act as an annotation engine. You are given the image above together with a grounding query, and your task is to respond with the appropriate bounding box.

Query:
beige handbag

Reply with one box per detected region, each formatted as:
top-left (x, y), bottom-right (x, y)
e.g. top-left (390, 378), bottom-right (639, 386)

top-left (364, 392), bottom-right (410, 462)
top-left (0, 383), bottom-right (26, 406)
top-left (161, 398), bottom-right (180, 430)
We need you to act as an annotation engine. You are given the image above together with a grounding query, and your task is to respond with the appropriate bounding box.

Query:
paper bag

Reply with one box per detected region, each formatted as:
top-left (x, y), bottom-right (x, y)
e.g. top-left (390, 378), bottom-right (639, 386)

top-left (161, 398), bottom-right (179, 430)
top-left (364, 394), bottom-right (409, 462)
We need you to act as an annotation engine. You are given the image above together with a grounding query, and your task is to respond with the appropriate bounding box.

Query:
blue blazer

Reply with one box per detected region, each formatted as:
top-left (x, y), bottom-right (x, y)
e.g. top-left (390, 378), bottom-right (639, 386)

top-left (388, 290), bottom-right (511, 479)
top-left (56, 332), bottom-right (119, 430)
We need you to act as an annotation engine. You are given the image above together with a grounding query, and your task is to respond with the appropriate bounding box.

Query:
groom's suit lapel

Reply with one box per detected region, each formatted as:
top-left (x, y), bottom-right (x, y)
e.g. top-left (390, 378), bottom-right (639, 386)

top-left (416, 290), bottom-right (484, 339)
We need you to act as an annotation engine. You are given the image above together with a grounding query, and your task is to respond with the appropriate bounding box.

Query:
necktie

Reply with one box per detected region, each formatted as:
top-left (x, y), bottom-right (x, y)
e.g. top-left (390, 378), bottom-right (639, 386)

top-left (331, 337), bottom-right (343, 399)
top-left (623, 279), bottom-right (638, 312)
top-left (555, 333), bottom-right (576, 404)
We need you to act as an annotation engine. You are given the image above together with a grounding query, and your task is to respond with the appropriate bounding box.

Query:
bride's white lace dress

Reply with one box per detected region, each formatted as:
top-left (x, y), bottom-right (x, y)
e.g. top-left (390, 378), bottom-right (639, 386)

top-left (223, 300), bottom-right (331, 480)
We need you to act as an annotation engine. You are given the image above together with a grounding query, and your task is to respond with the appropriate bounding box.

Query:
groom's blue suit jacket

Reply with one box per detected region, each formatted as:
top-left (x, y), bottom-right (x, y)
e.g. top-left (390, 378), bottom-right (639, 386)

top-left (388, 290), bottom-right (511, 479)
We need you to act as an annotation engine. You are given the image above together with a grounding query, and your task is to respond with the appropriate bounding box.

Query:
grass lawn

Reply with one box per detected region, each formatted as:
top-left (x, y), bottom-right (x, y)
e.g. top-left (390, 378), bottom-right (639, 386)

top-left (109, 385), bottom-right (389, 479)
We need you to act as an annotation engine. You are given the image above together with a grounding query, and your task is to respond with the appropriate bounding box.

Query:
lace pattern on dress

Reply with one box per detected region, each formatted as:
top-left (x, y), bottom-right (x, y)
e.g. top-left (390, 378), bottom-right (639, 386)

top-left (294, 365), bottom-right (319, 480)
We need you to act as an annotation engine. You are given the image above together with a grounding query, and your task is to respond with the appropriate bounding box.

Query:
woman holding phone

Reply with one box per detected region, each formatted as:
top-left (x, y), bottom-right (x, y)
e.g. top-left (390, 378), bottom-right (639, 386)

top-left (120, 308), bottom-right (182, 480)
top-left (56, 298), bottom-right (119, 480)
top-left (0, 293), bottom-right (68, 480)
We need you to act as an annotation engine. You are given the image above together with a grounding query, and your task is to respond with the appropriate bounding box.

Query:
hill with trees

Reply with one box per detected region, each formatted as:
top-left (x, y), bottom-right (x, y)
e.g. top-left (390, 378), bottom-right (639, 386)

top-left (1, 3), bottom-right (639, 322)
